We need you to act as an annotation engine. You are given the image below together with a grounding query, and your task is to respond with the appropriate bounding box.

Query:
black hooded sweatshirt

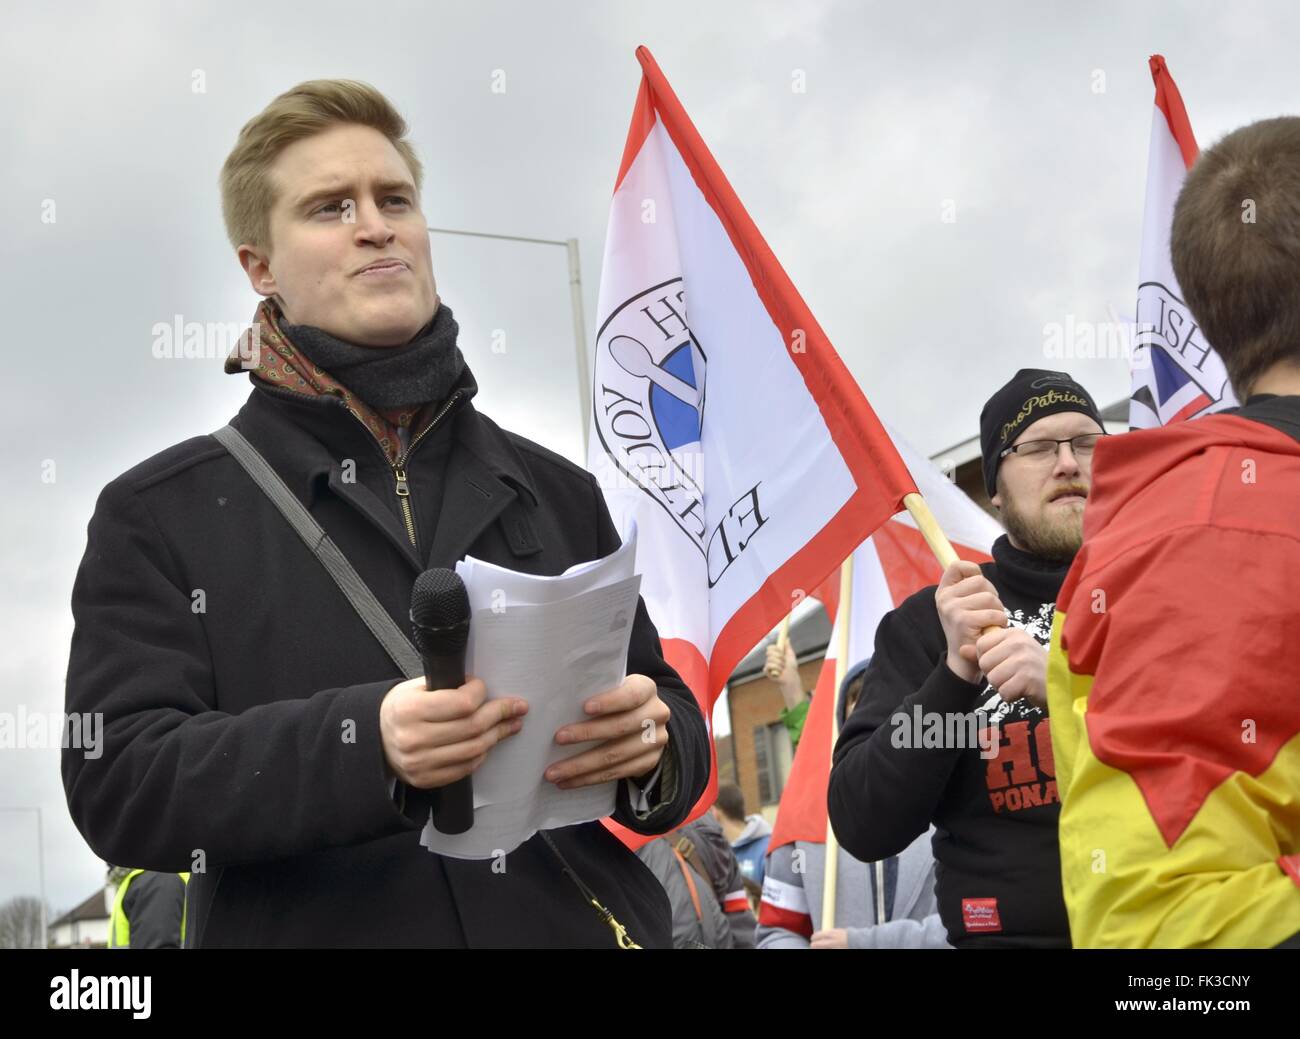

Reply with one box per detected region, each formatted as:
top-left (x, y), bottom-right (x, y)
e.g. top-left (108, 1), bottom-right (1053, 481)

top-left (828, 534), bottom-right (1070, 948)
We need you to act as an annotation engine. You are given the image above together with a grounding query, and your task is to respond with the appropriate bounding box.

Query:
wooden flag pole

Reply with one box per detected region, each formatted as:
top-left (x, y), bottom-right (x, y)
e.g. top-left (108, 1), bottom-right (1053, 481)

top-left (902, 491), bottom-right (960, 570)
top-left (820, 554), bottom-right (853, 933)
top-left (818, 494), bottom-right (963, 936)
top-left (903, 488), bottom-right (1008, 654)
top-left (766, 615), bottom-right (793, 679)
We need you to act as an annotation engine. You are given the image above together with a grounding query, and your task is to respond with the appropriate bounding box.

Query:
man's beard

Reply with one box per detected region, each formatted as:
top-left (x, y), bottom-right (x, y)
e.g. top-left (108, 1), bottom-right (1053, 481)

top-left (1000, 493), bottom-right (1085, 563)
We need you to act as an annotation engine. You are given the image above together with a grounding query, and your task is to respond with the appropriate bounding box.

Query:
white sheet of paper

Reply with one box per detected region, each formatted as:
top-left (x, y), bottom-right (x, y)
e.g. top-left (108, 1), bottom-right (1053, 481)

top-left (418, 525), bottom-right (642, 859)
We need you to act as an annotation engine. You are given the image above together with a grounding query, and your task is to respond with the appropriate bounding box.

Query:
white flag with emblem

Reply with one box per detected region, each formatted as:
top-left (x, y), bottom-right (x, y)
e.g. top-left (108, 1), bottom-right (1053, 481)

top-left (589, 47), bottom-right (917, 835)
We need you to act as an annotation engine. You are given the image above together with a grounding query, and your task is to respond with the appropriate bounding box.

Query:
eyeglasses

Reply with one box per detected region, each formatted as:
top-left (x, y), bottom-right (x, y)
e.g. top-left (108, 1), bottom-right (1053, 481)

top-left (1000, 432), bottom-right (1107, 462)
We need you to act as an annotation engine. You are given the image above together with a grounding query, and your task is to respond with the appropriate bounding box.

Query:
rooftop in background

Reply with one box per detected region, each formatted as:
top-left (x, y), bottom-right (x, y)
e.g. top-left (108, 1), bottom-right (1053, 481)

top-left (50, 886), bottom-right (108, 928)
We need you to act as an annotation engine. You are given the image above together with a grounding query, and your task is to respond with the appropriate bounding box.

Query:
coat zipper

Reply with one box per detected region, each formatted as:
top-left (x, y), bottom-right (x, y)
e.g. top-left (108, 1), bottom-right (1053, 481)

top-left (393, 389), bottom-right (465, 548)
top-left (253, 382), bottom-right (466, 551)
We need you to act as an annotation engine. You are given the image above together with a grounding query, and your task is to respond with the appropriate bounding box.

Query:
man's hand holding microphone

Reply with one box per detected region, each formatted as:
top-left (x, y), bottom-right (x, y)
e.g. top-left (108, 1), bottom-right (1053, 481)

top-left (378, 566), bottom-right (671, 834)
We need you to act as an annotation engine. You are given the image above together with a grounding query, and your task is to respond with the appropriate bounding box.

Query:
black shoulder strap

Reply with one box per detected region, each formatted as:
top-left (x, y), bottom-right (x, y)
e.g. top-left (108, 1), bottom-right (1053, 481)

top-left (211, 424), bottom-right (423, 679)
top-left (214, 425), bottom-right (650, 949)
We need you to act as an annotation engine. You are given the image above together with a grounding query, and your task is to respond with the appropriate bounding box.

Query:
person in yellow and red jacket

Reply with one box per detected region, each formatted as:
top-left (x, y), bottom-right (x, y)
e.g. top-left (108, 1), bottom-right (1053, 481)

top-left (1048, 116), bottom-right (1300, 949)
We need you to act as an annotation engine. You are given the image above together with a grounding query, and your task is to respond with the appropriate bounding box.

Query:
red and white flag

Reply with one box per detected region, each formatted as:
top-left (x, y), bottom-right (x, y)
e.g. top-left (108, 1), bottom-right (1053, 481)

top-left (1130, 54), bottom-right (1236, 428)
top-left (588, 47), bottom-right (917, 837)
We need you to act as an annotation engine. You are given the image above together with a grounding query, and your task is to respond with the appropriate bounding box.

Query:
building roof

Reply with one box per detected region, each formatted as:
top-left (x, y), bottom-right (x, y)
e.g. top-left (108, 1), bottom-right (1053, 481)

top-left (51, 887), bottom-right (109, 928)
top-left (1099, 397), bottom-right (1129, 423)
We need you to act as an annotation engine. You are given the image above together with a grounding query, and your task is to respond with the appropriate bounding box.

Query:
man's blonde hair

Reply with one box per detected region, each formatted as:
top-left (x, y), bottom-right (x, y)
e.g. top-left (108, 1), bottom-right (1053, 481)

top-left (219, 79), bottom-right (424, 251)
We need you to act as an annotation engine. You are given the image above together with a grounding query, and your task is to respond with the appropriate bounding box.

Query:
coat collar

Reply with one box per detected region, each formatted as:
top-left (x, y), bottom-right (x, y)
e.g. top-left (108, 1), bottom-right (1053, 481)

top-left (229, 367), bottom-right (541, 571)
top-left (428, 406), bottom-right (542, 567)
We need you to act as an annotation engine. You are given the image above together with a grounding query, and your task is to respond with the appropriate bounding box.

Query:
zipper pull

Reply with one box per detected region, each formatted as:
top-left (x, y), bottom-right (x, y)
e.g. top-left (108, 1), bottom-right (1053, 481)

top-left (393, 466), bottom-right (410, 496)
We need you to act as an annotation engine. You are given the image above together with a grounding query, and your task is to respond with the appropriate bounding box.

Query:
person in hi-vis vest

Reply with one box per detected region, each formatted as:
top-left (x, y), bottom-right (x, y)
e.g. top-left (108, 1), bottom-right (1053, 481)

top-left (107, 866), bottom-right (189, 949)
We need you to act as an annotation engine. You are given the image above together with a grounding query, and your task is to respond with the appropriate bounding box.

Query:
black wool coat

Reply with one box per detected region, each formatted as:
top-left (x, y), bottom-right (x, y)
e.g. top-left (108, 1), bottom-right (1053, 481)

top-left (63, 369), bottom-right (709, 948)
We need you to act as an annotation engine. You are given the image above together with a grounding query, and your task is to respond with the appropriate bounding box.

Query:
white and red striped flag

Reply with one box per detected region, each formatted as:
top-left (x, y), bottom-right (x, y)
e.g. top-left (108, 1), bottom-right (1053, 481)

top-left (1130, 54), bottom-right (1236, 428)
top-left (588, 47), bottom-right (917, 841)
top-left (759, 431), bottom-right (1000, 940)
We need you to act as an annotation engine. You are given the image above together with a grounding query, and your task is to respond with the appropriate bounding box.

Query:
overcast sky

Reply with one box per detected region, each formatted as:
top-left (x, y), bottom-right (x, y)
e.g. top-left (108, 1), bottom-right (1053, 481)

top-left (3, 0), bottom-right (1297, 918)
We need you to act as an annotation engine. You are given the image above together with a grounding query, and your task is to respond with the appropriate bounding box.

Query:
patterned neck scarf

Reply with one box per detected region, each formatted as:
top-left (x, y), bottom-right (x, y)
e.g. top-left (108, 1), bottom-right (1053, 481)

top-left (225, 297), bottom-right (456, 464)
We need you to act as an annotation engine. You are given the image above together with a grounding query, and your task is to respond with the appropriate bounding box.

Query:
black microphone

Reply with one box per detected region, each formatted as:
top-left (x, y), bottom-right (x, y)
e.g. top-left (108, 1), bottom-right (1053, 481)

top-left (409, 568), bottom-right (474, 835)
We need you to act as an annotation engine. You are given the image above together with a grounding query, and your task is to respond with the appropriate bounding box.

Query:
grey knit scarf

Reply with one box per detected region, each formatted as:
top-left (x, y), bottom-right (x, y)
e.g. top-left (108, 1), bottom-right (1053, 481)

top-left (281, 302), bottom-right (466, 410)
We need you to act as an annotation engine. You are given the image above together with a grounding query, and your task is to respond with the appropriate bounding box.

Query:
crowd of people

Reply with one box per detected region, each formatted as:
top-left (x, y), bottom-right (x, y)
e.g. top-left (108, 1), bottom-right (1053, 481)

top-left (70, 77), bottom-right (1298, 949)
top-left (650, 116), bottom-right (1300, 949)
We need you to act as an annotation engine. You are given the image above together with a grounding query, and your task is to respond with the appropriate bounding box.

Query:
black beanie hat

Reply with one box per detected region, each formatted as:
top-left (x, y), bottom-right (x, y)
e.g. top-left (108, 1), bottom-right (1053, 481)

top-left (979, 369), bottom-right (1103, 498)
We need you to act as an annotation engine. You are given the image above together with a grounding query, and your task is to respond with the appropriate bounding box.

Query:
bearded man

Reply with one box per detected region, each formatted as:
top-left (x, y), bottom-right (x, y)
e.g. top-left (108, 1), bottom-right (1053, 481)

top-left (828, 369), bottom-right (1106, 948)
